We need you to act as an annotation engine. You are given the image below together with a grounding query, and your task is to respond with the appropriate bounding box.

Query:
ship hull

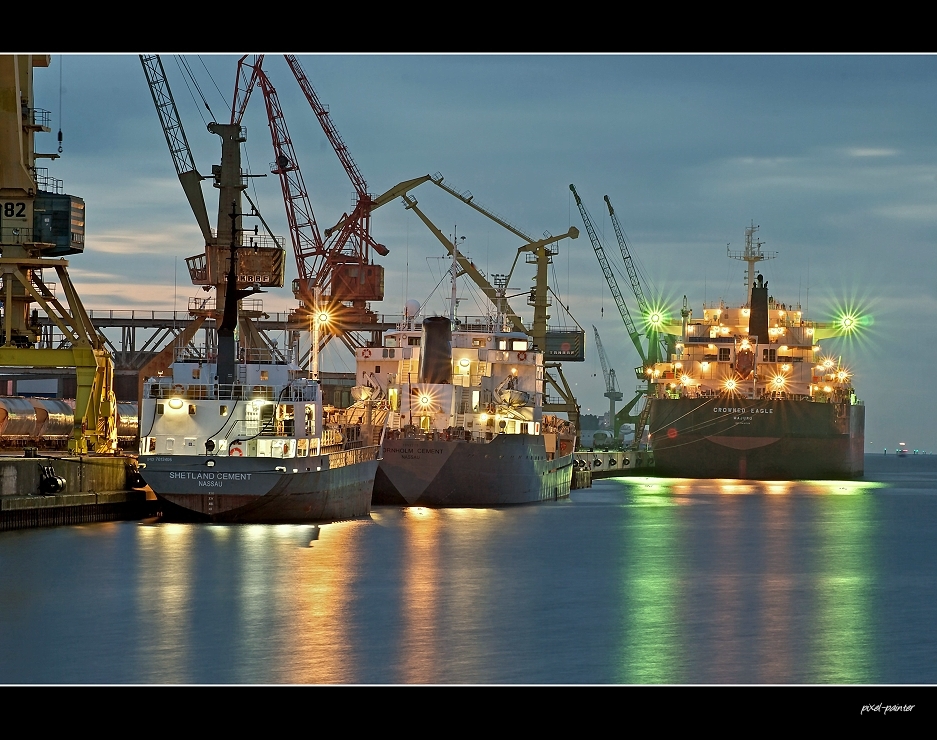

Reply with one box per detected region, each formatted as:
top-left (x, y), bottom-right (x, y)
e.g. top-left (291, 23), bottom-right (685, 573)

top-left (373, 434), bottom-right (573, 506)
top-left (648, 397), bottom-right (865, 479)
top-left (140, 447), bottom-right (379, 522)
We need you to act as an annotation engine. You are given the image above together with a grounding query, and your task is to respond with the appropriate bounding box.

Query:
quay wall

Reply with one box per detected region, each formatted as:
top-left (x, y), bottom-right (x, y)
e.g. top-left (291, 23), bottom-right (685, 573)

top-left (0, 455), bottom-right (154, 531)
top-left (575, 450), bottom-right (655, 479)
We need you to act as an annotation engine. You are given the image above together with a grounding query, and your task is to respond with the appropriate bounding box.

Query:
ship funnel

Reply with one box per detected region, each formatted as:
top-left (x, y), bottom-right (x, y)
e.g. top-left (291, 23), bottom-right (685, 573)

top-left (420, 317), bottom-right (452, 384)
top-left (749, 273), bottom-right (769, 346)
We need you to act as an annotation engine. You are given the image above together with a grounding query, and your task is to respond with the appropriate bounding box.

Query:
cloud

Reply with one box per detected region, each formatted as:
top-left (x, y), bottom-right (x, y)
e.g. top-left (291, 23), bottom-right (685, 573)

top-left (846, 148), bottom-right (899, 157)
top-left (872, 204), bottom-right (937, 221)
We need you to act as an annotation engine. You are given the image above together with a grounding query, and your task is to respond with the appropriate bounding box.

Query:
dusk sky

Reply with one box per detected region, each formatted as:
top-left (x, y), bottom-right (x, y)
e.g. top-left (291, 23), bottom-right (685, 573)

top-left (29, 54), bottom-right (937, 452)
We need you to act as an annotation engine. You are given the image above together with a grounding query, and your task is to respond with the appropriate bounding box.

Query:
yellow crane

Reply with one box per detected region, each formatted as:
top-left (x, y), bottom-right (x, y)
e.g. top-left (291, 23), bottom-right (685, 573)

top-left (0, 54), bottom-right (117, 453)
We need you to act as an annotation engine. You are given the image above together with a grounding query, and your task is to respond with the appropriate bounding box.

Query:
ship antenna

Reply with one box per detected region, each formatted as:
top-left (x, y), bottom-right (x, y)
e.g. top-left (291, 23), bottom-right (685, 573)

top-left (727, 222), bottom-right (777, 300)
top-left (449, 228), bottom-right (465, 325)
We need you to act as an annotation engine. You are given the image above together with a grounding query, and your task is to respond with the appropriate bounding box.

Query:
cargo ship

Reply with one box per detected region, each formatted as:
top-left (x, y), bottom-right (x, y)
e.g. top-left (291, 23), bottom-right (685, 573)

top-left (137, 353), bottom-right (379, 522)
top-left (342, 307), bottom-right (576, 506)
top-left (645, 225), bottom-right (865, 480)
top-left (136, 240), bottom-right (379, 523)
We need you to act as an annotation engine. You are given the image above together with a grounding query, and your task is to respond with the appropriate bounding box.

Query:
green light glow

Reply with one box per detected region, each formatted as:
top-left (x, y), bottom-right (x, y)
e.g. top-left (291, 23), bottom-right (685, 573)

top-left (810, 492), bottom-right (875, 682)
top-left (825, 295), bottom-right (877, 354)
top-left (616, 477), bottom-right (682, 683)
top-left (643, 301), bottom-right (670, 331)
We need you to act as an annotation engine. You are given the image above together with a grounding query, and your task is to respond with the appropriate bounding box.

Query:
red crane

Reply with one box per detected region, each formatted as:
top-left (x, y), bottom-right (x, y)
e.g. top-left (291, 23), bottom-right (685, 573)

top-left (232, 55), bottom-right (386, 330)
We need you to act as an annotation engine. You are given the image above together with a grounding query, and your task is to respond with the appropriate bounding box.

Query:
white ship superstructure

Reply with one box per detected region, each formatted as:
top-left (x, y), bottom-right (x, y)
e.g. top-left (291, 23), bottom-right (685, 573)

top-left (345, 309), bottom-right (574, 506)
top-left (138, 343), bottom-right (378, 522)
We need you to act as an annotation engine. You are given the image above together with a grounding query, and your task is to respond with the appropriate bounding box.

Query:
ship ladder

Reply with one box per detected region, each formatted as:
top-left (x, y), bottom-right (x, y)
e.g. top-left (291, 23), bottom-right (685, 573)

top-left (632, 397), bottom-right (652, 450)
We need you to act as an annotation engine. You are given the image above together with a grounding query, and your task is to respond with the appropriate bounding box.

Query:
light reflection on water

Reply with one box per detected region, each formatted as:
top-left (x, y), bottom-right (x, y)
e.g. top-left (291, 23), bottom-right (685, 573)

top-left (399, 507), bottom-right (442, 683)
top-left (811, 493), bottom-right (874, 683)
top-left (135, 523), bottom-right (194, 682)
top-left (619, 493), bottom-right (680, 683)
top-left (0, 456), bottom-right (934, 684)
top-left (611, 474), bottom-right (884, 683)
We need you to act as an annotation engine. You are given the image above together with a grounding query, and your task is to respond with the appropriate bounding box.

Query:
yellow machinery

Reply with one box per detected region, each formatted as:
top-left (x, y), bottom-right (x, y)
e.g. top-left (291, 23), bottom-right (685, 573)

top-left (0, 54), bottom-right (117, 453)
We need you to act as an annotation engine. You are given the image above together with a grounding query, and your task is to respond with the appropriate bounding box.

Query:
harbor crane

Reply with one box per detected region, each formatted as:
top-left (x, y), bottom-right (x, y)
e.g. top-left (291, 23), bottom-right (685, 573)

top-left (231, 54), bottom-right (391, 354)
top-left (571, 184), bottom-right (659, 450)
top-left (140, 55), bottom-right (287, 391)
top-left (604, 194), bottom-right (672, 364)
top-left (0, 54), bottom-right (117, 453)
top-left (331, 170), bottom-right (584, 431)
top-left (388, 173), bottom-right (584, 434)
top-left (592, 325), bottom-right (623, 437)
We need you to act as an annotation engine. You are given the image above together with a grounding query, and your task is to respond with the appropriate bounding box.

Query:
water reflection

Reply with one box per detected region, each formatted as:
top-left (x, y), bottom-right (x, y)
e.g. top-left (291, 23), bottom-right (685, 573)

top-left (612, 475), bottom-right (879, 683)
top-left (618, 478), bottom-right (682, 683)
top-left (0, 465), bottom-right (907, 684)
top-left (390, 506), bottom-right (502, 683)
top-left (811, 492), bottom-right (875, 683)
top-left (135, 523), bottom-right (195, 682)
top-left (758, 492), bottom-right (793, 682)
top-left (398, 507), bottom-right (442, 683)
top-left (278, 521), bottom-right (363, 683)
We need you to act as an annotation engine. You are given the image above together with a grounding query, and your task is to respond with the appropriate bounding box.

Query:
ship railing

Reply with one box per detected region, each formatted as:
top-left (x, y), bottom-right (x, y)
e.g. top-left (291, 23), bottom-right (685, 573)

top-left (144, 381), bottom-right (317, 402)
top-left (186, 297), bottom-right (266, 314)
top-left (385, 314), bottom-right (515, 333)
top-left (224, 418), bottom-right (303, 438)
top-left (207, 229), bottom-right (285, 250)
top-left (327, 444), bottom-right (381, 469)
top-left (172, 344), bottom-right (292, 365)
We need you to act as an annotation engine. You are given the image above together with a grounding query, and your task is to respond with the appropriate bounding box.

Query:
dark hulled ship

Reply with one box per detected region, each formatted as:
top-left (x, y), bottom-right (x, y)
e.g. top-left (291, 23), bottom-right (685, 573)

top-left (646, 225), bottom-right (865, 480)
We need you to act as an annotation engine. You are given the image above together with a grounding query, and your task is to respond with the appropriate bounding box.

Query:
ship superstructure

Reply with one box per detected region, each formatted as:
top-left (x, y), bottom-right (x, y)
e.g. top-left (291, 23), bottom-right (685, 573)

top-left (345, 309), bottom-right (575, 506)
top-left (645, 225), bottom-right (865, 479)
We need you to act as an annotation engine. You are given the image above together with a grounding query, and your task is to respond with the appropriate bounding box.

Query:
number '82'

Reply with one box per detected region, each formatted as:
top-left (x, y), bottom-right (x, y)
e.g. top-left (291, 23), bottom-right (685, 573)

top-left (3, 202), bottom-right (27, 218)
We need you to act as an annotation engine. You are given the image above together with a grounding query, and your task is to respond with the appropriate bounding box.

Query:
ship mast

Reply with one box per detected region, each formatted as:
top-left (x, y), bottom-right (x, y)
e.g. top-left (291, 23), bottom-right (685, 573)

top-left (450, 227), bottom-right (460, 324)
top-left (727, 222), bottom-right (777, 301)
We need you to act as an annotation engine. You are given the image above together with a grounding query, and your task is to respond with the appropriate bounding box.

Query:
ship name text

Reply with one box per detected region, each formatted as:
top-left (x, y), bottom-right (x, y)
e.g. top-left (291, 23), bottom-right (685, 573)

top-left (384, 447), bottom-right (444, 455)
top-left (168, 472), bottom-right (253, 480)
top-left (713, 407), bottom-right (774, 414)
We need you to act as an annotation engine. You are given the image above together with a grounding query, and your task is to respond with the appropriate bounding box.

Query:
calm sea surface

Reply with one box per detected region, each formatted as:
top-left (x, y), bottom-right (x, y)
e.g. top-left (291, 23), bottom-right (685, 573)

top-left (1, 454), bottom-right (935, 684)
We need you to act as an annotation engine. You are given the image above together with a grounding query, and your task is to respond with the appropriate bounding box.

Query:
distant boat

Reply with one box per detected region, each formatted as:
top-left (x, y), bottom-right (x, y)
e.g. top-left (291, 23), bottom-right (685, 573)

top-left (898, 443), bottom-right (909, 457)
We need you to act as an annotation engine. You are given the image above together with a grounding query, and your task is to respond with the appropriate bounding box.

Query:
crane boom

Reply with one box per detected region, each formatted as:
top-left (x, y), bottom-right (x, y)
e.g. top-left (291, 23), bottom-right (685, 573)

top-left (401, 194), bottom-right (527, 334)
top-left (231, 54), bottom-right (264, 126)
top-left (284, 54), bottom-right (368, 199)
top-left (139, 54), bottom-right (212, 243)
top-left (570, 184), bottom-right (646, 364)
top-left (430, 172), bottom-right (534, 242)
top-left (593, 325), bottom-right (612, 392)
top-left (605, 194), bottom-right (669, 365)
top-left (604, 195), bottom-right (648, 315)
top-left (251, 61), bottom-right (328, 298)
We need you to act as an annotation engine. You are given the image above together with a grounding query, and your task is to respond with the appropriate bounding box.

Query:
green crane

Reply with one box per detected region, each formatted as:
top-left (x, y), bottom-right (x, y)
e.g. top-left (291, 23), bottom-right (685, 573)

top-left (570, 185), bottom-right (645, 365)
top-left (571, 184), bottom-right (657, 450)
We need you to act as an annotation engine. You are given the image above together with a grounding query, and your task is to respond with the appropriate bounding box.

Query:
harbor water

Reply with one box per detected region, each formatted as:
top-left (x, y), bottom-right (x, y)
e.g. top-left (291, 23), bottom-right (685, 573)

top-left (0, 454), bottom-right (935, 684)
